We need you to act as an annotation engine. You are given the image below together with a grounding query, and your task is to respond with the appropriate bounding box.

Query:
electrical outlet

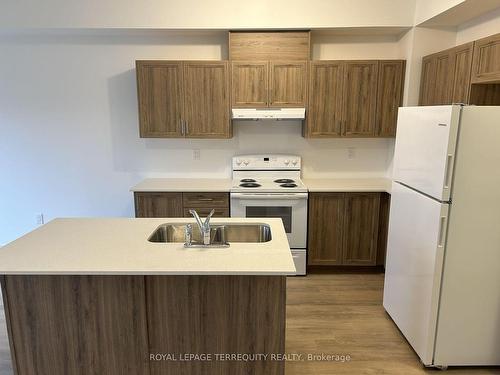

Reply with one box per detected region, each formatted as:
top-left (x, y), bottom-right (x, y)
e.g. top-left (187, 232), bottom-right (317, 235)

top-left (35, 213), bottom-right (44, 225)
top-left (193, 149), bottom-right (201, 160)
top-left (347, 147), bottom-right (356, 160)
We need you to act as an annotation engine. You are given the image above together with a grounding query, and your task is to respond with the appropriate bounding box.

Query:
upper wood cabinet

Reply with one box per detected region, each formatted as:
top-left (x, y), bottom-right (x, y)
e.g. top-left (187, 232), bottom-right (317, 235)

top-left (305, 60), bottom-right (405, 138)
top-left (471, 33), bottom-right (500, 84)
top-left (136, 60), bottom-right (231, 139)
top-left (231, 61), bottom-right (268, 107)
top-left (376, 60), bottom-right (405, 137)
top-left (269, 61), bottom-right (308, 107)
top-left (343, 61), bottom-right (379, 137)
top-left (231, 60), bottom-right (308, 108)
top-left (229, 31), bottom-right (311, 61)
top-left (308, 192), bottom-right (381, 266)
top-left (183, 62), bottom-right (230, 138)
top-left (136, 61), bottom-right (184, 137)
top-left (419, 42), bottom-right (474, 105)
top-left (305, 61), bottom-right (344, 137)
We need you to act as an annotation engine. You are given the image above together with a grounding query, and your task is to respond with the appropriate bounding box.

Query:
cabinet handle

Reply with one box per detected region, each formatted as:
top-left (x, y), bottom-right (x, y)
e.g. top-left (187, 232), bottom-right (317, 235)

top-left (185, 120), bottom-right (189, 135)
top-left (180, 120), bottom-right (185, 136)
top-left (198, 198), bottom-right (214, 201)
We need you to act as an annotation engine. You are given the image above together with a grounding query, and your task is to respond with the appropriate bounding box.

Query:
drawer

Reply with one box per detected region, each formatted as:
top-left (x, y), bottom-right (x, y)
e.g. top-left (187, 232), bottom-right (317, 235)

top-left (183, 207), bottom-right (229, 218)
top-left (182, 193), bottom-right (229, 208)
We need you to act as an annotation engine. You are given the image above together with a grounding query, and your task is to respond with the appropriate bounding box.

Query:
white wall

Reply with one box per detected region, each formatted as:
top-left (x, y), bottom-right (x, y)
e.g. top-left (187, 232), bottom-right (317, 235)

top-left (0, 0), bottom-right (416, 29)
top-left (0, 31), bottom-right (394, 244)
top-left (456, 6), bottom-right (500, 44)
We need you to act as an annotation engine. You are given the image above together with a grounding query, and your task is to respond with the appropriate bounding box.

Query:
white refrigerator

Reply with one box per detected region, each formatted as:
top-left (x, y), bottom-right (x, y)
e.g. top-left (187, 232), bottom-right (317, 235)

top-left (383, 105), bottom-right (500, 369)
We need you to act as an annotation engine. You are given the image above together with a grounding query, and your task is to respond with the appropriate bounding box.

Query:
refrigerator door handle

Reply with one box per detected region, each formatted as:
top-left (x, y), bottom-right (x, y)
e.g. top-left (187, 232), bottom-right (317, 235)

top-left (444, 154), bottom-right (454, 189)
top-left (438, 216), bottom-right (447, 248)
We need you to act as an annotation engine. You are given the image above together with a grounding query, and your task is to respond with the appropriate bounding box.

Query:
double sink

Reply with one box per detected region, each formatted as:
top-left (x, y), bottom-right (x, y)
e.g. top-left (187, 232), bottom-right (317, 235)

top-left (148, 223), bottom-right (272, 247)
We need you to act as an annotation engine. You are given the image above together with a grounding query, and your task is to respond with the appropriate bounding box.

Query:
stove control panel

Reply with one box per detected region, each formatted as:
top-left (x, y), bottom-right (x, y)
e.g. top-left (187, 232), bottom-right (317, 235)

top-left (232, 155), bottom-right (301, 170)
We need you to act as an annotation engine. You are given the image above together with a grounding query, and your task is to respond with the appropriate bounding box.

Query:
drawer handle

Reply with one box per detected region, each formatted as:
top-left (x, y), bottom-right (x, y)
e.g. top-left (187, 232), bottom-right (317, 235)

top-left (197, 198), bottom-right (214, 201)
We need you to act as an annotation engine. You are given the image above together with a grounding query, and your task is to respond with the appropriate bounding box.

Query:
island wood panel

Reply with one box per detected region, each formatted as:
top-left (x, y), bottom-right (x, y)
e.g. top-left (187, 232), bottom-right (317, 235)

top-left (308, 193), bottom-right (345, 265)
top-left (451, 42), bottom-right (474, 103)
top-left (229, 31), bottom-right (311, 61)
top-left (1, 276), bottom-right (150, 375)
top-left (343, 61), bottom-right (379, 137)
top-left (146, 275), bottom-right (286, 375)
top-left (342, 193), bottom-right (380, 266)
top-left (183, 61), bottom-right (231, 138)
top-left (471, 33), bottom-right (500, 84)
top-left (375, 60), bottom-right (405, 137)
top-left (269, 61), bottom-right (308, 107)
top-left (136, 61), bottom-right (184, 137)
top-left (134, 192), bottom-right (184, 218)
top-left (305, 61), bottom-right (344, 137)
top-left (231, 61), bottom-right (269, 107)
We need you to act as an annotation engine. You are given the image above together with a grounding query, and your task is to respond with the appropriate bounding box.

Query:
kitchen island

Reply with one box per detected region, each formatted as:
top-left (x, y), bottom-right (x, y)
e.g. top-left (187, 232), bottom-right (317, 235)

top-left (0, 218), bottom-right (295, 375)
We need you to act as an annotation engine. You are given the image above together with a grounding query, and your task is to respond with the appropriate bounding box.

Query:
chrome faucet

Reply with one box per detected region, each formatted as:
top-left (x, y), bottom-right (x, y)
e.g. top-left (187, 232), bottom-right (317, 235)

top-left (189, 209), bottom-right (215, 245)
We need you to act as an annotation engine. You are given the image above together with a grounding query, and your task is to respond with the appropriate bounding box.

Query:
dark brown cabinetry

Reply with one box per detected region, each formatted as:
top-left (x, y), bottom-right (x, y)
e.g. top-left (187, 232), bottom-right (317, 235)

top-left (134, 192), bottom-right (229, 218)
top-left (305, 60), bottom-right (405, 138)
top-left (231, 60), bottom-right (308, 107)
top-left (136, 60), bottom-right (231, 138)
top-left (308, 192), bottom-right (386, 266)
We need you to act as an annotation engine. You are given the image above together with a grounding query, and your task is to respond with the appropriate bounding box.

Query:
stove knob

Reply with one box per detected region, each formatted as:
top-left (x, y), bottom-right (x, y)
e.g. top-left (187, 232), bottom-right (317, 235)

top-left (284, 159), bottom-right (290, 165)
top-left (243, 160), bottom-right (249, 166)
top-left (292, 159), bottom-right (298, 165)
top-left (236, 159), bottom-right (242, 165)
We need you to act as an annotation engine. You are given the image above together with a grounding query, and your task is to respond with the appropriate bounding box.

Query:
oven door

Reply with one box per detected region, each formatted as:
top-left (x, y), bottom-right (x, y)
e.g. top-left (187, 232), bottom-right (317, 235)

top-left (230, 193), bottom-right (307, 249)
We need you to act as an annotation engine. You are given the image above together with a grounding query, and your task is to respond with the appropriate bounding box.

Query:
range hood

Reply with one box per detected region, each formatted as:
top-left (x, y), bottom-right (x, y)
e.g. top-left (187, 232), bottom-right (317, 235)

top-left (232, 108), bottom-right (305, 120)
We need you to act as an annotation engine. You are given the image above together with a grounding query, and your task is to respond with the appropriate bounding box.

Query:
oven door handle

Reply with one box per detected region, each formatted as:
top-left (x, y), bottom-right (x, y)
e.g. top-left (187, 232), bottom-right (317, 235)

top-left (231, 193), bottom-right (308, 200)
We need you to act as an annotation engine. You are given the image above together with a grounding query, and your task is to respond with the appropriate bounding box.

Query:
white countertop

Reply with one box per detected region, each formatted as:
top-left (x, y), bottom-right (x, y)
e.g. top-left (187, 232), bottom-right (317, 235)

top-left (302, 178), bottom-right (391, 193)
top-left (131, 177), bottom-right (391, 193)
top-left (0, 218), bottom-right (295, 276)
top-left (131, 178), bottom-right (233, 192)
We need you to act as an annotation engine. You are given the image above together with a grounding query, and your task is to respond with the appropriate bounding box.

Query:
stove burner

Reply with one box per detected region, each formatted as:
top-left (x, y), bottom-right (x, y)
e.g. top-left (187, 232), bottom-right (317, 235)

top-left (240, 182), bottom-right (261, 188)
top-left (240, 178), bottom-right (257, 183)
top-left (280, 183), bottom-right (298, 188)
top-left (274, 179), bottom-right (295, 184)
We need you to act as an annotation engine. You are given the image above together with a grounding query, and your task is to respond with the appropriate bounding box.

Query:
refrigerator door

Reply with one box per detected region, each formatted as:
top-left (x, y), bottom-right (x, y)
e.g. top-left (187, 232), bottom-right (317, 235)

top-left (393, 105), bottom-right (461, 201)
top-left (383, 182), bottom-right (449, 366)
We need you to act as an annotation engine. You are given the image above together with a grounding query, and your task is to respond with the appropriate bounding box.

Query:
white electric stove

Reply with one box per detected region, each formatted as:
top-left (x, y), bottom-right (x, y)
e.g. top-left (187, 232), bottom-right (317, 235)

top-left (230, 154), bottom-right (307, 275)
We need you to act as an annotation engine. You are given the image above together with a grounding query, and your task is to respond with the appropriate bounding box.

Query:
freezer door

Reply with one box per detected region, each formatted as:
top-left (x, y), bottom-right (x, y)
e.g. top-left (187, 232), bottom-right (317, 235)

top-left (383, 182), bottom-right (449, 366)
top-left (393, 105), bottom-right (461, 201)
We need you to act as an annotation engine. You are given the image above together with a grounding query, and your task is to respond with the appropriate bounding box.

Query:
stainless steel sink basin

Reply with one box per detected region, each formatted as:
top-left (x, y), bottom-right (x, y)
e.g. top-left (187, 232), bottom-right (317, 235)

top-left (148, 223), bottom-right (272, 244)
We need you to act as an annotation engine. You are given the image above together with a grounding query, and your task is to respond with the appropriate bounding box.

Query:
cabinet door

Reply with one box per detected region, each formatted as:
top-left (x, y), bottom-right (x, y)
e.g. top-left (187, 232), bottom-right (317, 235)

top-left (451, 42), bottom-right (474, 104)
top-left (231, 61), bottom-right (268, 107)
top-left (342, 193), bottom-right (380, 265)
top-left (136, 61), bottom-right (183, 137)
top-left (269, 61), bottom-right (308, 107)
top-left (375, 60), bottom-right (405, 137)
top-left (134, 192), bottom-right (183, 218)
top-left (471, 33), bottom-right (500, 83)
top-left (433, 51), bottom-right (454, 105)
top-left (305, 61), bottom-right (344, 137)
top-left (308, 193), bottom-right (345, 266)
top-left (419, 55), bottom-right (437, 105)
top-left (183, 61), bottom-right (231, 138)
top-left (343, 61), bottom-right (379, 136)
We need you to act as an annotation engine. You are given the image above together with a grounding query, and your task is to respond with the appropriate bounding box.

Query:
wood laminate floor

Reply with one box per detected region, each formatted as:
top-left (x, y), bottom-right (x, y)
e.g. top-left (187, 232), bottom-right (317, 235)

top-left (0, 274), bottom-right (498, 374)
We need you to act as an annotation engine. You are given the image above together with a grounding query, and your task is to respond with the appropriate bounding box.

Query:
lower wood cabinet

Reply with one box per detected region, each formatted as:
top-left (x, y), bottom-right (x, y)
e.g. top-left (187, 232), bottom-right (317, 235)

top-left (134, 192), bottom-right (229, 218)
top-left (308, 192), bottom-right (386, 267)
